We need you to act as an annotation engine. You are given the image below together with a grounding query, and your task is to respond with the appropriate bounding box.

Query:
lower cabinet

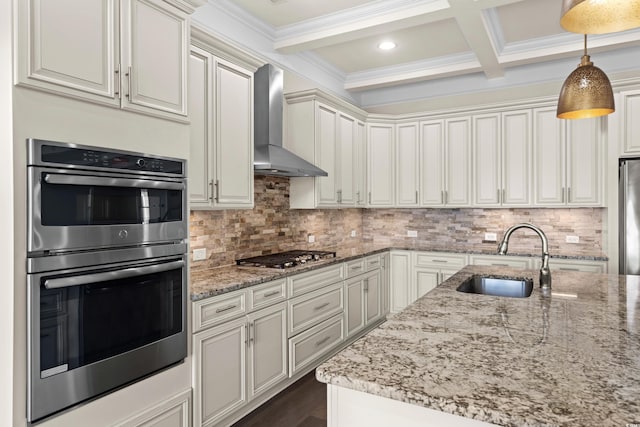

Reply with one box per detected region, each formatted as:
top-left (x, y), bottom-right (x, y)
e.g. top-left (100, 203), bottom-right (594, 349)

top-left (468, 254), bottom-right (533, 269)
top-left (345, 270), bottom-right (383, 339)
top-left (115, 389), bottom-right (192, 427)
top-left (193, 302), bottom-right (287, 427)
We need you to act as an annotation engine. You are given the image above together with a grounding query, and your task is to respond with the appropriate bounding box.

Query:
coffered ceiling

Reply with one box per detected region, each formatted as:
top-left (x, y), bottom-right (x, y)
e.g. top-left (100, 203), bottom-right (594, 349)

top-left (195, 0), bottom-right (640, 111)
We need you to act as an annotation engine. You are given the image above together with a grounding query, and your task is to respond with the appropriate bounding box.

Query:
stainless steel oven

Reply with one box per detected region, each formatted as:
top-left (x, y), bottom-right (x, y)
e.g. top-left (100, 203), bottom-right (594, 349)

top-left (26, 139), bottom-right (189, 423)
top-left (27, 138), bottom-right (187, 254)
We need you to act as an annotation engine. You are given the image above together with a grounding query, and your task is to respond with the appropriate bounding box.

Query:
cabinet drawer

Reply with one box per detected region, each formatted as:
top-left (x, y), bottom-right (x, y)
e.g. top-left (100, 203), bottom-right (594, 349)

top-left (469, 255), bottom-right (532, 269)
top-left (414, 252), bottom-right (467, 268)
top-left (193, 290), bottom-right (247, 333)
top-left (365, 254), bottom-right (382, 271)
top-left (345, 259), bottom-right (366, 278)
top-left (288, 314), bottom-right (344, 377)
top-left (288, 264), bottom-right (344, 297)
top-left (247, 279), bottom-right (287, 312)
top-left (543, 259), bottom-right (607, 273)
top-left (288, 283), bottom-right (344, 336)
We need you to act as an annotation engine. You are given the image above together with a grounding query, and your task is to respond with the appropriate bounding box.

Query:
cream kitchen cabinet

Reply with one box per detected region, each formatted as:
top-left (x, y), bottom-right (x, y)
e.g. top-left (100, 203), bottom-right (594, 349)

top-left (193, 301), bottom-right (287, 427)
top-left (395, 122), bottom-right (420, 207)
top-left (419, 117), bottom-right (471, 207)
top-left (533, 107), bottom-right (604, 206)
top-left (468, 254), bottom-right (533, 269)
top-left (355, 121), bottom-right (367, 207)
top-left (16, 0), bottom-right (191, 121)
top-left (115, 389), bottom-right (191, 427)
top-left (620, 90), bottom-right (640, 154)
top-left (367, 122), bottom-right (396, 207)
top-left (286, 94), bottom-right (367, 208)
top-left (189, 46), bottom-right (254, 209)
top-left (472, 111), bottom-right (531, 206)
top-left (535, 258), bottom-right (608, 273)
top-left (389, 250), bottom-right (412, 313)
top-left (345, 269), bottom-right (382, 339)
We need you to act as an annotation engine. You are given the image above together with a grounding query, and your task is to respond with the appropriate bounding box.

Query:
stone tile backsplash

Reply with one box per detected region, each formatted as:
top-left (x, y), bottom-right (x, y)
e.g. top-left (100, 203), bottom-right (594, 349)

top-left (190, 176), bottom-right (605, 271)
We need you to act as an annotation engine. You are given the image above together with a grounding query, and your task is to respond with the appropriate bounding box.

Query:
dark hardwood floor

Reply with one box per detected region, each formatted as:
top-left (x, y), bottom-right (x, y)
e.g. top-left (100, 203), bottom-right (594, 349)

top-left (232, 372), bottom-right (327, 427)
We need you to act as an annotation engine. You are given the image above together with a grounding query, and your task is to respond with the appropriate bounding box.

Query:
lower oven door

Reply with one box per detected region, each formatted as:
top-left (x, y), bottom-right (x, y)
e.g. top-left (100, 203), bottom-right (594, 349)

top-left (27, 255), bottom-right (187, 423)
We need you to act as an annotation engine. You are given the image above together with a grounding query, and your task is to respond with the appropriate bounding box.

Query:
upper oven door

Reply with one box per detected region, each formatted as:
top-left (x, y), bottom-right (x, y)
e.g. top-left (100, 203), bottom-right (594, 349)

top-left (28, 166), bottom-right (187, 254)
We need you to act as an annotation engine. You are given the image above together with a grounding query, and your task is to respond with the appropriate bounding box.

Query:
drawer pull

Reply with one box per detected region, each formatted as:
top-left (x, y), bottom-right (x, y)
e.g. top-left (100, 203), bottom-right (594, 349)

top-left (315, 336), bottom-right (331, 347)
top-left (314, 302), bottom-right (331, 311)
top-left (262, 290), bottom-right (280, 298)
top-left (559, 267), bottom-right (580, 271)
top-left (431, 259), bottom-right (448, 263)
top-left (491, 263), bottom-right (509, 267)
top-left (368, 260), bottom-right (379, 265)
top-left (215, 304), bottom-right (238, 314)
top-left (350, 265), bottom-right (362, 270)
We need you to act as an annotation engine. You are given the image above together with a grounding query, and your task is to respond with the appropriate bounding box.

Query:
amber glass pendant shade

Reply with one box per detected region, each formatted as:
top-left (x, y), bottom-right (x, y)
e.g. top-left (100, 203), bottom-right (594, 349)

top-left (560, 0), bottom-right (640, 34)
top-left (557, 35), bottom-right (615, 119)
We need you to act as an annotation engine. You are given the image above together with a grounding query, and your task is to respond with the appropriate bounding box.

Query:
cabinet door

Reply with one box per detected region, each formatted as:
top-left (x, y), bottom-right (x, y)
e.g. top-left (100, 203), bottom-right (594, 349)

top-left (533, 107), bottom-right (565, 206)
top-left (415, 267), bottom-right (439, 299)
top-left (16, 0), bottom-right (120, 104)
top-left (396, 123), bottom-right (419, 206)
top-left (215, 59), bottom-right (254, 207)
top-left (472, 114), bottom-right (500, 206)
top-left (355, 121), bottom-right (367, 207)
top-left (188, 47), bottom-right (214, 209)
top-left (345, 277), bottom-right (365, 337)
top-left (389, 251), bottom-right (411, 313)
top-left (364, 271), bottom-right (382, 325)
top-left (317, 104), bottom-right (339, 206)
top-left (622, 90), bottom-right (640, 153)
top-left (121, 0), bottom-right (188, 117)
top-left (445, 118), bottom-right (471, 206)
top-left (193, 318), bottom-right (247, 427)
top-left (381, 253), bottom-right (390, 316)
top-left (247, 303), bottom-right (287, 401)
top-left (502, 110), bottom-right (531, 206)
top-left (419, 120), bottom-right (445, 206)
top-left (566, 118), bottom-right (602, 206)
top-left (338, 114), bottom-right (356, 206)
top-left (367, 123), bottom-right (395, 206)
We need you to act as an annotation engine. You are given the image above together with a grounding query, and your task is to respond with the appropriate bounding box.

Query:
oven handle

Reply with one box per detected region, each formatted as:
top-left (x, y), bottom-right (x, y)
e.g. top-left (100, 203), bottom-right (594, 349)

top-left (43, 173), bottom-right (185, 191)
top-left (43, 260), bottom-right (185, 289)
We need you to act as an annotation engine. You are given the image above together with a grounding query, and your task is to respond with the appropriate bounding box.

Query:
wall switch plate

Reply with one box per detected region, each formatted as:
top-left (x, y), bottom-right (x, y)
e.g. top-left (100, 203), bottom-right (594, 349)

top-left (193, 248), bottom-right (207, 261)
top-left (407, 230), bottom-right (418, 238)
top-left (484, 232), bottom-right (497, 242)
top-left (351, 230), bottom-right (357, 237)
top-left (566, 235), bottom-right (580, 244)
top-left (308, 234), bottom-right (315, 243)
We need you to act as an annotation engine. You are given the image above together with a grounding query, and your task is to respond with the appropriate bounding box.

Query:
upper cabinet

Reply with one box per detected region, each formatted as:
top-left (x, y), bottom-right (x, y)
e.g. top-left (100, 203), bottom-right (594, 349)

top-left (16, 0), bottom-right (191, 121)
top-left (419, 117), bottom-right (471, 207)
top-left (395, 122), bottom-right (419, 207)
top-left (472, 111), bottom-right (531, 207)
top-left (620, 90), bottom-right (640, 155)
top-left (367, 122), bottom-right (395, 207)
top-left (533, 107), bottom-right (604, 207)
top-left (189, 46), bottom-right (254, 209)
top-left (286, 92), bottom-right (368, 209)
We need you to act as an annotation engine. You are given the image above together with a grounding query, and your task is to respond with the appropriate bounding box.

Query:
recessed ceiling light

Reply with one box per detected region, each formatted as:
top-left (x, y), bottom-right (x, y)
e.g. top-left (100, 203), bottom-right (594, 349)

top-left (378, 41), bottom-right (396, 51)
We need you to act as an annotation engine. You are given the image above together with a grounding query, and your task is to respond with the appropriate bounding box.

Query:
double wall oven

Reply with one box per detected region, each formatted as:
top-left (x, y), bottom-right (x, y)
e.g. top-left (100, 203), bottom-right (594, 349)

top-left (26, 139), bottom-right (188, 423)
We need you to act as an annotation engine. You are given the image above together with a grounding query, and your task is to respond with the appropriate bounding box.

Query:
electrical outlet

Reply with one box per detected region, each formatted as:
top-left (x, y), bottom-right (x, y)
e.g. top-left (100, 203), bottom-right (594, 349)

top-left (407, 230), bottom-right (418, 238)
top-left (566, 235), bottom-right (579, 244)
top-left (484, 232), bottom-right (497, 242)
top-left (308, 234), bottom-right (315, 243)
top-left (193, 248), bottom-right (207, 261)
top-left (351, 230), bottom-right (357, 237)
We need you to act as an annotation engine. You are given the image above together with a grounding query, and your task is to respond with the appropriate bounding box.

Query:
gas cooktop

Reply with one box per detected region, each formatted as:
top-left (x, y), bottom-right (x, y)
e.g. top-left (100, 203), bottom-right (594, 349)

top-left (236, 250), bottom-right (336, 269)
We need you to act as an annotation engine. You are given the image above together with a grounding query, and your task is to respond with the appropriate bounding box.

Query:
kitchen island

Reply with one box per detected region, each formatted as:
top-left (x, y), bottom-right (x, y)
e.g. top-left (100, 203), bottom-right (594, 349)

top-left (316, 265), bottom-right (640, 427)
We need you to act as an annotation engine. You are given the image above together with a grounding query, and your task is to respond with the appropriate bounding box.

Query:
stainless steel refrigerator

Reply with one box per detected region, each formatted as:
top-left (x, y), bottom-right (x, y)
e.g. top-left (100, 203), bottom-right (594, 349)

top-left (620, 158), bottom-right (640, 274)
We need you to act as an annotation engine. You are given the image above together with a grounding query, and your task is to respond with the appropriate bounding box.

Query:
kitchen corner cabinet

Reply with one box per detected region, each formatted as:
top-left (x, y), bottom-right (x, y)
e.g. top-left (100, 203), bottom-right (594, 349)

top-left (189, 46), bottom-right (254, 209)
top-left (472, 111), bottom-right (531, 207)
top-left (419, 118), bottom-right (471, 207)
top-left (286, 96), bottom-right (366, 208)
top-left (367, 122), bottom-right (396, 207)
top-left (16, 0), bottom-right (190, 121)
top-left (193, 301), bottom-right (287, 427)
top-left (533, 107), bottom-right (604, 206)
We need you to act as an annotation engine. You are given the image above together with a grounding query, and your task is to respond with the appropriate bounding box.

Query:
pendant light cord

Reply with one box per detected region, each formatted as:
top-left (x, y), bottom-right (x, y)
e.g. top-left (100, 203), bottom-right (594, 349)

top-left (584, 34), bottom-right (587, 56)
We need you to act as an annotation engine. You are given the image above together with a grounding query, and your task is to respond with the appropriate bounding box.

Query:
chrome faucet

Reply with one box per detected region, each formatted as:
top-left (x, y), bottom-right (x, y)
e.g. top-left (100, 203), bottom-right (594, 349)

top-left (498, 223), bottom-right (551, 293)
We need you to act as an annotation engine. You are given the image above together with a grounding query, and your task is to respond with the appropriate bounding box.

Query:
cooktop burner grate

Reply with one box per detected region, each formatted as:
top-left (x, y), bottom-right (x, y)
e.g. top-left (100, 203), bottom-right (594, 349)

top-left (236, 250), bottom-right (336, 269)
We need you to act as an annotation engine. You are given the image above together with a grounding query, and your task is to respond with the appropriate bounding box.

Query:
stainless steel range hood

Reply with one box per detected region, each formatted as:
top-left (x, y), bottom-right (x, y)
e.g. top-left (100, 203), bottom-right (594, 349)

top-left (253, 64), bottom-right (328, 177)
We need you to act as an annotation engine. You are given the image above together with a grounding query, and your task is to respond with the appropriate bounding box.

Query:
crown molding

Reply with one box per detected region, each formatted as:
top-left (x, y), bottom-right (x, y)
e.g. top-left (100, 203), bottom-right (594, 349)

top-left (162, 0), bottom-right (206, 14)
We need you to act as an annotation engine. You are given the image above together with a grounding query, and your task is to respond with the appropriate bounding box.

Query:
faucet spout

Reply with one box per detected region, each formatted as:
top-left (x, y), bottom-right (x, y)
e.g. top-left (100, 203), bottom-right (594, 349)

top-left (497, 223), bottom-right (551, 292)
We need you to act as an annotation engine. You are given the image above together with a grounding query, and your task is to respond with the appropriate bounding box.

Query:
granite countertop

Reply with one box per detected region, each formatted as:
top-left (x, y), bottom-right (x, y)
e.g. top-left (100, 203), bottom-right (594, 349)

top-left (189, 244), bottom-right (609, 302)
top-left (316, 265), bottom-right (640, 426)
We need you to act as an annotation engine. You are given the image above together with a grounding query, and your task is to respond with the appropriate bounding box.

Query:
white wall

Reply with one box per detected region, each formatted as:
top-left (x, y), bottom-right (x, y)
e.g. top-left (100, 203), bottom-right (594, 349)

top-left (11, 88), bottom-right (192, 426)
top-left (1, 1), bottom-right (15, 426)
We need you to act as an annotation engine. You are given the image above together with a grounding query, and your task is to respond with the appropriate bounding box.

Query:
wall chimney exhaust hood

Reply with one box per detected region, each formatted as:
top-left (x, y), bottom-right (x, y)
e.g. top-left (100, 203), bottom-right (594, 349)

top-left (253, 64), bottom-right (328, 177)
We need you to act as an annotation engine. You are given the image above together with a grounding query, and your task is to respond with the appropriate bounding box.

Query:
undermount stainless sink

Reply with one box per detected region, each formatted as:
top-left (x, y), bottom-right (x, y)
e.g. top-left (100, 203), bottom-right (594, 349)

top-left (456, 275), bottom-right (534, 298)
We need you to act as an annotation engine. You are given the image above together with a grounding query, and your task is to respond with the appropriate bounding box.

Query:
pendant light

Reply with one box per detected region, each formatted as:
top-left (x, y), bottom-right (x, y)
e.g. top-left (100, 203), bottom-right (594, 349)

top-left (560, 0), bottom-right (640, 34)
top-left (556, 34), bottom-right (615, 119)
